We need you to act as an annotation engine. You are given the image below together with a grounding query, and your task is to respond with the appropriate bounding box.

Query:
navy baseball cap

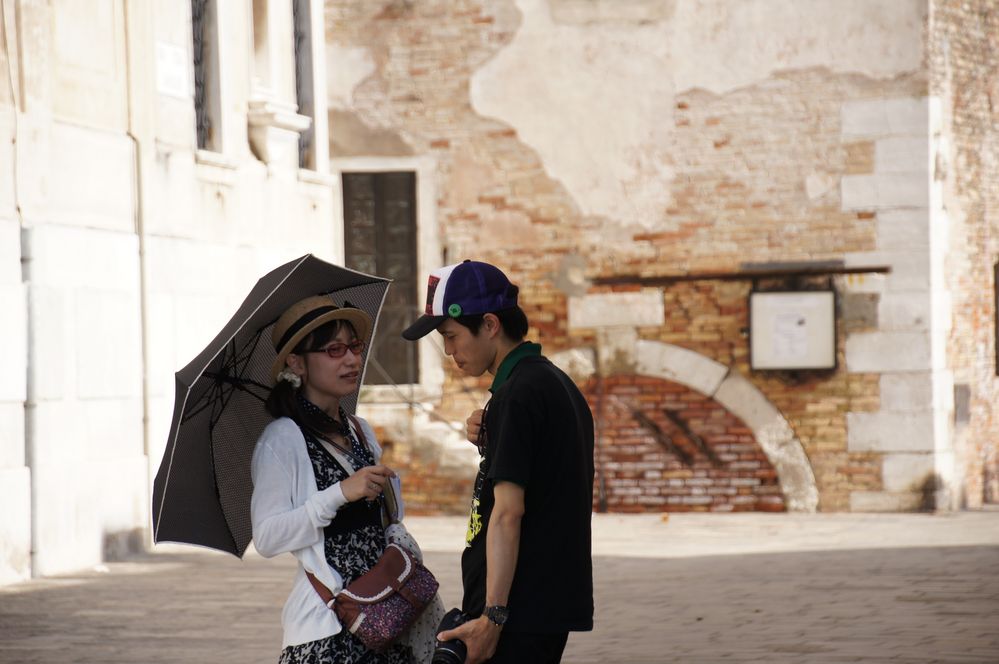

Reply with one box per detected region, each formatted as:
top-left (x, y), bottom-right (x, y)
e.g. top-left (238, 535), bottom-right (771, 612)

top-left (402, 260), bottom-right (518, 340)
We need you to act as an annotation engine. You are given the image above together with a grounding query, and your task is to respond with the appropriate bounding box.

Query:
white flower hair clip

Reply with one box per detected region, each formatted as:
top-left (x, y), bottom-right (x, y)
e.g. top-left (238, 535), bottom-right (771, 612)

top-left (276, 368), bottom-right (302, 388)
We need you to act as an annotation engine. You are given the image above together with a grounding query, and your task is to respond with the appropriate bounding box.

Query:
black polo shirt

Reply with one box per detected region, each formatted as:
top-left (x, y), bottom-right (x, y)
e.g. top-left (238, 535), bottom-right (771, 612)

top-left (460, 343), bottom-right (595, 633)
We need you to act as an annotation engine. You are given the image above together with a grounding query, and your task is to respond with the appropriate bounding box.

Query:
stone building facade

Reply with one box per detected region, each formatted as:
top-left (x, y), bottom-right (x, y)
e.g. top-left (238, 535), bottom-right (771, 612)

top-left (0, 0), bottom-right (334, 584)
top-left (327, 0), bottom-right (998, 516)
top-left (2, 0), bottom-right (996, 586)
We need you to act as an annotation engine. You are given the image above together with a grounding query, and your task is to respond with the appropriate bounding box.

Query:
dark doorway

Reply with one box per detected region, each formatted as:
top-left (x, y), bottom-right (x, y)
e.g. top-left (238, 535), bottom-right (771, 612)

top-left (342, 171), bottom-right (419, 385)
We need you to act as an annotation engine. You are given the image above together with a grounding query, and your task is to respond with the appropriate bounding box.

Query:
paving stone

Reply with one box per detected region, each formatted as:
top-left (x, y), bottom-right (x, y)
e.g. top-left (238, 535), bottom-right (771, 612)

top-left (0, 513), bottom-right (997, 663)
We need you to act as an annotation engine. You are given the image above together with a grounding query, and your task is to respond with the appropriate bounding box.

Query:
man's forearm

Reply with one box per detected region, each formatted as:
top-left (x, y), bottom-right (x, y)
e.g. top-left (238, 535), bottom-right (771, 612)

top-left (485, 487), bottom-right (524, 607)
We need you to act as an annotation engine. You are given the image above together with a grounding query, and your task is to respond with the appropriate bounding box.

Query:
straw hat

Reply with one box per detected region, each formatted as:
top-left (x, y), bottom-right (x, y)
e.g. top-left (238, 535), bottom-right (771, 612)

top-left (270, 295), bottom-right (372, 381)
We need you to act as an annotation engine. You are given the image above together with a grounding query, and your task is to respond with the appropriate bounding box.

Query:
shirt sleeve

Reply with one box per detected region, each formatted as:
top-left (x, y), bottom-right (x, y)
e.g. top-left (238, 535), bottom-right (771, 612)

top-left (250, 423), bottom-right (348, 558)
top-left (487, 390), bottom-right (539, 488)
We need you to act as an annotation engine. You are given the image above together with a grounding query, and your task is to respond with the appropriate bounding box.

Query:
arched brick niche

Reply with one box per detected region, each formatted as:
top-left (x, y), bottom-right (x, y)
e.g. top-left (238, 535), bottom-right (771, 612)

top-left (582, 375), bottom-right (786, 512)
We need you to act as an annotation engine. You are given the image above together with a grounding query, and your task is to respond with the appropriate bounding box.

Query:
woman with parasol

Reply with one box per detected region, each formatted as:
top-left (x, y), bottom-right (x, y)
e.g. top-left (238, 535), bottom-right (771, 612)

top-left (250, 295), bottom-right (428, 664)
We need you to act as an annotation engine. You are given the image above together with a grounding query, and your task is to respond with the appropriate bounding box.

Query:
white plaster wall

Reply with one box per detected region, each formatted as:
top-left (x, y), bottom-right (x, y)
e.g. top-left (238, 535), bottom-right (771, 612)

top-left (0, 184), bottom-right (30, 585)
top-left (24, 223), bottom-right (145, 576)
top-left (0, 0), bottom-right (335, 583)
top-left (471, 0), bottom-right (924, 228)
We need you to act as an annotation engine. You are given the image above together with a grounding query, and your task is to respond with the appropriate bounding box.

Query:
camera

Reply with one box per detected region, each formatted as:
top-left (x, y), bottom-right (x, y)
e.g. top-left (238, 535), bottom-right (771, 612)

top-left (432, 608), bottom-right (470, 664)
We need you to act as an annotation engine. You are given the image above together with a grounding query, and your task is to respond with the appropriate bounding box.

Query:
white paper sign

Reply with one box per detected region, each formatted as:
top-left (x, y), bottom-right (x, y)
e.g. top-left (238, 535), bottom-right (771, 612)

top-left (750, 291), bottom-right (836, 370)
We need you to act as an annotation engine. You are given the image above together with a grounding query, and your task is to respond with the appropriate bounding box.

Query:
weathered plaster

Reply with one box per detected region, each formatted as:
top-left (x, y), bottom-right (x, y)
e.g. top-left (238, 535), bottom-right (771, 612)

top-left (672, 0), bottom-right (924, 94)
top-left (329, 109), bottom-right (413, 157)
top-left (471, 0), bottom-right (924, 229)
top-left (326, 44), bottom-right (376, 109)
top-left (470, 0), bottom-right (675, 226)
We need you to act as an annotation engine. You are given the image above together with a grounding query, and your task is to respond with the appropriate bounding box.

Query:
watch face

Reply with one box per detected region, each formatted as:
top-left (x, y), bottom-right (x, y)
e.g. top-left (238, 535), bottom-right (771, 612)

top-left (487, 605), bottom-right (509, 625)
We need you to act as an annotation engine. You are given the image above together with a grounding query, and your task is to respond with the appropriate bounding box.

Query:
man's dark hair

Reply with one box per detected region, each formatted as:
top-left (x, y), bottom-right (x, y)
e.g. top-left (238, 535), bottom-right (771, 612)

top-left (454, 285), bottom-right (529, 340)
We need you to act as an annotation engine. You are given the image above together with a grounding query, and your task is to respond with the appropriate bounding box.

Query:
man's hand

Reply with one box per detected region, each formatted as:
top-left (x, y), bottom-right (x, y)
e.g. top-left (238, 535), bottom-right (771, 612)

top-left (466, 408), bottom-right (485, 445)
top-left (437, 615), bottom-right (501, 664)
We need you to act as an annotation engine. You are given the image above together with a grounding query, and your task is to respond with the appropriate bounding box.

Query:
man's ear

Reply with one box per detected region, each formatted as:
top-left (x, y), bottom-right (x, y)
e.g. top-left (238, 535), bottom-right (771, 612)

top-left (482, 313), bottom-right (501, 339)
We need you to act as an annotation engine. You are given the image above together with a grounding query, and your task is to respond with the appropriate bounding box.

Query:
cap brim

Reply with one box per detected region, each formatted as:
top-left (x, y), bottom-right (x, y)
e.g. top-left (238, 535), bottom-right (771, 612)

top-left (402, 315), bottom-right (446, 340)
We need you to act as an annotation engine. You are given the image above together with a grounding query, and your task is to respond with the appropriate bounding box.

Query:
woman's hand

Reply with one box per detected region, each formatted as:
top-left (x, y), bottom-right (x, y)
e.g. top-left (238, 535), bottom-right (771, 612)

top-left (466, 409), bottom-right (484, 445)
top-left (340, 464), bottom-right (395, 502)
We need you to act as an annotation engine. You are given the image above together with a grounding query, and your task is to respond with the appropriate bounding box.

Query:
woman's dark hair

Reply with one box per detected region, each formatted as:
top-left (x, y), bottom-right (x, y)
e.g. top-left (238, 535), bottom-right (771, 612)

top-left (454, 285), bottom-right (529, 340)
top-left (265, 319), bottom-right (359, 433)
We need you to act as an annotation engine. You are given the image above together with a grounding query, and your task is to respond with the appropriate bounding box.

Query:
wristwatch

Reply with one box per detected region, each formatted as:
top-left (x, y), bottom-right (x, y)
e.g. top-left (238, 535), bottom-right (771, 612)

top-left (484, 605), bottom-right (510, 626)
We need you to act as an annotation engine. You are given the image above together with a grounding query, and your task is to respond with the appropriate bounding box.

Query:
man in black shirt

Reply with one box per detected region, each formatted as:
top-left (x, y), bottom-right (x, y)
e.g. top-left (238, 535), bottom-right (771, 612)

top-left (403, 260), bottom-right (594, 664)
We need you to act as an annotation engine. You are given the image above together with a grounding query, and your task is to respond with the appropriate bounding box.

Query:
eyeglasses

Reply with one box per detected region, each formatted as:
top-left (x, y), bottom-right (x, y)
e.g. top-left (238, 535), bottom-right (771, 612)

top-left (305, 340), bottom-right (367, 359)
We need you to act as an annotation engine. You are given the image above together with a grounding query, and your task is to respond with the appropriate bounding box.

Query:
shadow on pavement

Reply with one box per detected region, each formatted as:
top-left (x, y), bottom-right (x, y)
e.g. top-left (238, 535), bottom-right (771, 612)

top-left (1, 546), bottom-right (997, 663)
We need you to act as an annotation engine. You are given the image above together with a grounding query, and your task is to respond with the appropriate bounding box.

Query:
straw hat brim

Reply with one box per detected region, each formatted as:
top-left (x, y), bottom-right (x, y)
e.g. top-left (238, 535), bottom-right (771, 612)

top-left (270, 308), bottom-right (372, 382)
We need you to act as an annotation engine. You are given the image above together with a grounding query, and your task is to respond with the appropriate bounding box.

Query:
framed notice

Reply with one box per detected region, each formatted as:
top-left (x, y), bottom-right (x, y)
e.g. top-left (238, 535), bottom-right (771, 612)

top-left (749, 290), bottom-right (836, 371)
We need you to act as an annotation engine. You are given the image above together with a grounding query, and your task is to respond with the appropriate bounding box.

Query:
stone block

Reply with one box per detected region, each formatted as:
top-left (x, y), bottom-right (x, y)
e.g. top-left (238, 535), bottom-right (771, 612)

top-left (31, 461), bottom-right (103, 576)
top-left (876, 209), bottom-right (929, 250)
top-left (46, 123), bottom-right (135, 232)
top-left (841, 174), bottom-right (929, 210)
top-left (841, 97), bottom-right (928, 138)
top-left (847, 412), bottom-right (935, 452)
top-left (878, 173), bottom-right (930, 208)
top-left (849, 490), bottom-right (924, 512)
top-left (634, 339), bottom-right (729, 396)
top-left (22, 225), bottom-right (139, 289)
top-left (29, 397), bottom-right (143, 466)
top-left (74, 289), bottom-right (143, 399)
top-left (882, 453), bottom-right (937, 492)
top-left (0, 112), bottom-right (14, 220)
top-left (568, 290), bottom-right (665, 329)
top-left (0, 219), bottom-right (20, 284)
top-left (0, 467), bottom-right (31, 585)
top-left (875, 137), bottom-right (929, 174)
top-left (0, 285), bottom-right (27, 402)
top-left (31, 453), bottom-right (149, 577)
top-left (845, 331), bottom-right (931, 372)
top-left (27, 285), bottom-right (68, 401)
top-left (841, 174), bottom-right (878, 209)
top-left (0, 402), bottom-right (25, 469)
top-left (880, 372), bottom-right (933, 412)
top-left (878, 291), bottom-right (931, 331)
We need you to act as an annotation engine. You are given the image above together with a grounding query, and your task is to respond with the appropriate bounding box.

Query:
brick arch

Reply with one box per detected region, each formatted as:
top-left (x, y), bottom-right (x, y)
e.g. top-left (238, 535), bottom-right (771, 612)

top-left (557, 341), bottom-right (819, 512)
top-left (583, 375), bottom-right (786, 512)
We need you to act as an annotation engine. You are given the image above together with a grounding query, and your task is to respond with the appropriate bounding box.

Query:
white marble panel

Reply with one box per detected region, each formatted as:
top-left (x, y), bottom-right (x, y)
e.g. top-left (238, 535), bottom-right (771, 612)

top-left (569, 291), bottom-right (665, 329)
top-left (849, 490), bottom-right (923, 512)
top-left (875, 137), bottom-right (929, 174)
top-left (0, 402), bottom-right (25, 469)
top-left (847, 411), bottom-right (935, 452)
top-left (845, 331), bottom-right (931, 372)
top-left (0, 467), bottom-right (31, 584)
top-left (74, 290), bottom-right (142, 399)
top-left (0, 285), bottom-right (27, 402)
top-left (882, 453), bottom-right (936, 492)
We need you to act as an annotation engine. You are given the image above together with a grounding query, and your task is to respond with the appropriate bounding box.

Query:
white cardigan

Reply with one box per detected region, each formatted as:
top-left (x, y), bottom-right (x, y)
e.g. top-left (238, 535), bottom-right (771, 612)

top-left (250, 415), bottom-right (382, 648)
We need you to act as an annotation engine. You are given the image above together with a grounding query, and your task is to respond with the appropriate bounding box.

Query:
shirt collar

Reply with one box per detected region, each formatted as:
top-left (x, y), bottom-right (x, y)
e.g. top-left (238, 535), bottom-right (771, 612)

top-left (490, 342), bottom-right (542, 393)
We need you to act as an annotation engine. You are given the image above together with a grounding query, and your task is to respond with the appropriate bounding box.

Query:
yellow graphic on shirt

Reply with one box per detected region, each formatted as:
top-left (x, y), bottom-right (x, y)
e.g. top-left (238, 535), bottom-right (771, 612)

top-left (466, 498), bottom-right (482, 546)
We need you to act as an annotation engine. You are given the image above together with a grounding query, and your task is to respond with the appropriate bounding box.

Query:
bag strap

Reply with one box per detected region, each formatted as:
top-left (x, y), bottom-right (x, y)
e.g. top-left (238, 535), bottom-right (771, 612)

top-left (305, 416), bottom-right (401, 611)
top-left (348, 414), bottom-right (399, 525)
top-left (306, 571), bottom-right (336, 608)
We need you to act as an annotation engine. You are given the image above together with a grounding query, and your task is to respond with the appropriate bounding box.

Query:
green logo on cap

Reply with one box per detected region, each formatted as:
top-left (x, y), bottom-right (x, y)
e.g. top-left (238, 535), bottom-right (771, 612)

top-left (448, 303), bottom-right (463, 317)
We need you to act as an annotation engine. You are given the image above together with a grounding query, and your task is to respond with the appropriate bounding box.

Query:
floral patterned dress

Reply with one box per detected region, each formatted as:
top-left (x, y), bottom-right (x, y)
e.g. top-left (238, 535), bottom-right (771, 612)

top-left (278, 406), bottom-right (414, 664)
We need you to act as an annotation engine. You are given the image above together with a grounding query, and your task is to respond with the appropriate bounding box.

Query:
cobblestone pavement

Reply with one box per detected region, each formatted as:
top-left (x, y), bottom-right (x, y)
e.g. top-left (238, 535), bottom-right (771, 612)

top-left (1, 512), bottom-right (998, 663)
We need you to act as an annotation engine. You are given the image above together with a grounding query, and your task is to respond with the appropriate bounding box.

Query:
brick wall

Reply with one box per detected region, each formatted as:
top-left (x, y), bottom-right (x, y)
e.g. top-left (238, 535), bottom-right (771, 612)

top-left (328, 0), bottom-right (993, 511)
top-left (928, 0), bottom-right (999, 507)
top-left (583, 375), bottom-right (784, 513)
